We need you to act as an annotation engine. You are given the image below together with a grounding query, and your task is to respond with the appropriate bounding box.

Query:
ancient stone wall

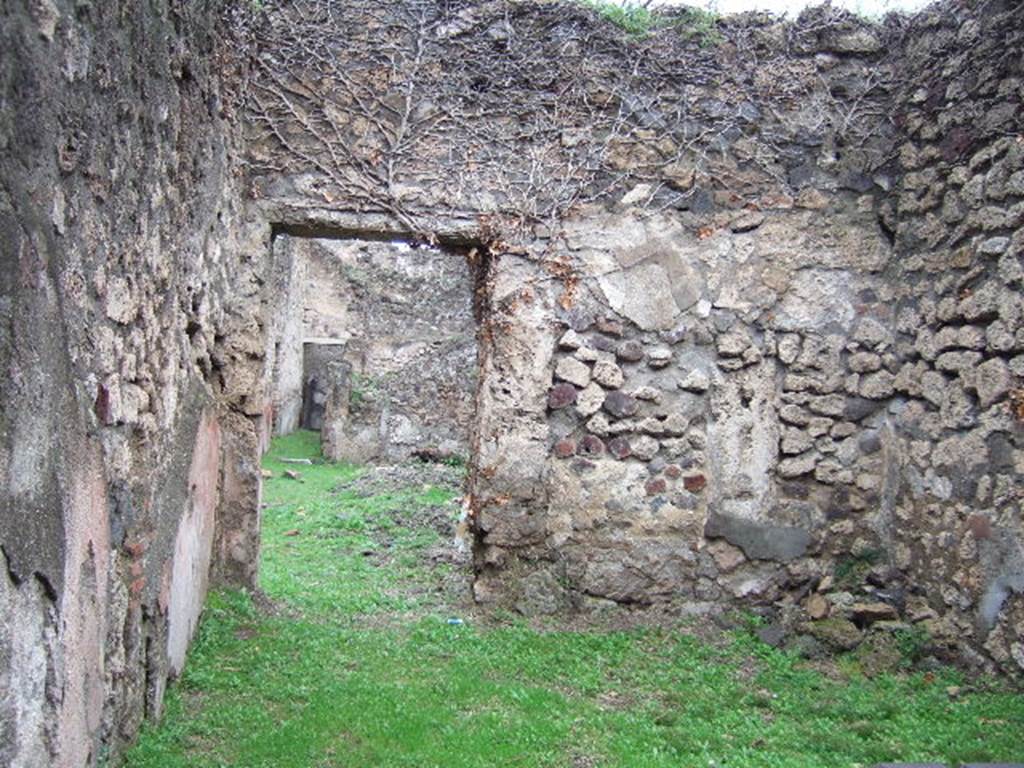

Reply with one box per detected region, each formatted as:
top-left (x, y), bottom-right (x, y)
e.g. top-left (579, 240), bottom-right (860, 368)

top-left (881, 2), bottom-right (1024, 673)
top-left (0, 1), bottom-right (269, 765)
top-left (246, 0), bottom-right (1023, 676)
top-left (1, 1), bottom-right (1022, 764)
top-left (509, 202), bottom-right (896, 613)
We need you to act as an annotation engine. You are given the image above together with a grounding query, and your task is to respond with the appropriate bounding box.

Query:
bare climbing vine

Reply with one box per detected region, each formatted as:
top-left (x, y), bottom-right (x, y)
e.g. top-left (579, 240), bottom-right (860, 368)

top-left (236, 0), bottom-right (926, 241)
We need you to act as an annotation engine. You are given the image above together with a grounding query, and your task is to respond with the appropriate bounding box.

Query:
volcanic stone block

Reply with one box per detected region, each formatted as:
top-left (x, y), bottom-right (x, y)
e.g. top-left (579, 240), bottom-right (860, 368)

top-left (646, 346), bottom-right (672, 368)
top-left (631, 435), bottom-right (660, 461)
top-left (603, 390), bottom-right (639, 418)
top-left (597, 318), bottom-right (624, 336)
top-left (704, 511), bottom-right (810, 562)
top-left (801, 618), bottom-right (863, 651)
top-left (683, 474), bottom-right (706, 492)
top-left (553, 439), bottom-right (576, 459)
top-left (844, 396), bottom-right (880, 421)
top-left (578, 435), bottom-right (605, 457)
top-left (558, 329), bottom-right (583, 350)
top-left (593, 359), bottom-right (625, 388)
top-left (575, 382), bottom-right (606, 417)
top-left (598, 263), bottom-right (680, 331)
top-left (778, 452), bottom-right (817, 478)
top-left (859, 370), bottom-right (895, 399)
top-left (645, 477), bottom-right (667, 496)
top-left (730, 210), bottom-right (765, 232)
top-left (548, 383), bottom-right (577, 410)
top-left (971, 357), bottom-right (1011, 409)
top-left (678, 369), bottom-right (710, 393)
top-left (607, 436), bottom-right (632, 460)
top-left (851, 602), bottom-right (900, 625)
top-left (555, 356), bottom-right (592, 388)
top-left (632, 386), bottom-right (661, 401)
top-left (616, 339), bottom-right (644, 362)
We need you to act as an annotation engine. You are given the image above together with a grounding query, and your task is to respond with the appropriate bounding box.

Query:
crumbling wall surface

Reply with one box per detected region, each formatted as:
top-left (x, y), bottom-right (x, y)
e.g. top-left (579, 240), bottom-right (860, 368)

top-left (881, 1), bottom-right (1024, 674)
top-left (244, 0), bottom-right (1023, 674)
top-left (0, 1), bottom-right (262, 765)
top-left (268, 235), bottom-right (307, 435)
top-left (297, 239), bottom-right (354, 341)
top-left (517, 203), bottom-right (895, 614)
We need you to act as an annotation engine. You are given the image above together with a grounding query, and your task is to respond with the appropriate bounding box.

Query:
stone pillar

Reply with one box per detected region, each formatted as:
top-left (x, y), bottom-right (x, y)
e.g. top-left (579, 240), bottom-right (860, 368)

top-left (212, 411), bottom-right (262, 589)
top-left (469, 252), bottom-right (557, 603)
top-left (321, 360), bottom-right (353, 462)
top-left (268, 235), bottom-right (307, 435)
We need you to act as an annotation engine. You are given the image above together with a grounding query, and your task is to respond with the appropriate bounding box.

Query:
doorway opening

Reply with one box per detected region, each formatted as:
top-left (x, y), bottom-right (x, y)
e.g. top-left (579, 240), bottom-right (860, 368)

top-left (255, 229), bottom-right (490, 632)
top-left (267, 234), bottom-right (483, 466)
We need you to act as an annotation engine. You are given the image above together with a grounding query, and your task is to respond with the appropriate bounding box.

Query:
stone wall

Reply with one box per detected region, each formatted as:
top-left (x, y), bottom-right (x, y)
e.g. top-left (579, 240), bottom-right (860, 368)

top-left (268, 235), bottom-right (308, 435)
top-left (0, 1), bottom-right (269, 765)
top-left (246, 0), bottom-right (1023, 676)
top-left (882, 3), bottom-right (1024, 673)
top-left (1, 2), bottom-right (1022, 764)
top-left (500, 202), bottom-right (896, 612)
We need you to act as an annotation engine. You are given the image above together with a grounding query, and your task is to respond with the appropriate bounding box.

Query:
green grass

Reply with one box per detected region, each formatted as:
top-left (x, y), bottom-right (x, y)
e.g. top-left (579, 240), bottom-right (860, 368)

top-left (583, 0), bottom-right (663, 37)
top-left (258, 430), bottom-right (453, 616)
top-left (580, 1), bottom-right (721, 45)
top-left (123, 431), bottom-right (1024, 768)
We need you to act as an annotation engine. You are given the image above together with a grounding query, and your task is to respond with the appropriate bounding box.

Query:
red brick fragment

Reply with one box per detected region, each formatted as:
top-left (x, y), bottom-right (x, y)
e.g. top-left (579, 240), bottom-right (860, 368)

top-left (645, 478), bottom-right (667, 496)
top-left (683, 474), bottom-right (707, 492)
top-left (553, 439), bottom-right (576, 459)
top-left (547, 383), bottom-right (577, 409)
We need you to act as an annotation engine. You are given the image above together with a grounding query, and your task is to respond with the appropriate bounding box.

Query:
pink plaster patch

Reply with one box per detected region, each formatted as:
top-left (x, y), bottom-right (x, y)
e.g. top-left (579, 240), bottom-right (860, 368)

top-left (166, 411), bottom-right (222, 677)
top-left (56, 440), bottom-right (110, 768)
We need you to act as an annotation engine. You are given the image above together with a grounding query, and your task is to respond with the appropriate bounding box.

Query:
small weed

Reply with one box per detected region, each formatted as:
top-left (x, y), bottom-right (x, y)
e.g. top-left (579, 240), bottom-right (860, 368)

top-left (737, 609), bottom-right (767, 631)
top-left (894, 625), bottom-right (933, 667)
top-left (581, 1), bottom-right (720, 46)
top-left (673, 7), bottom-right (721, 47)
top-left (583, 0), bottom-right (661, 37)
top-left (834, 548), bottom-right (885, 588)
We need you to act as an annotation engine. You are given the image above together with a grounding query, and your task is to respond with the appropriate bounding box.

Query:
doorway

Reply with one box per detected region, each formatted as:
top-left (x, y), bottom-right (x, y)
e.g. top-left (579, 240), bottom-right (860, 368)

top-left (267, 234), bottom-right (480, 465)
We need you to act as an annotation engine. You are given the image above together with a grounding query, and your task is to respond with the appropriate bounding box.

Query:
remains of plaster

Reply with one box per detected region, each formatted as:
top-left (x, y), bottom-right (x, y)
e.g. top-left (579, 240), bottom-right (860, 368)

top-left (166, 412), bottom-right (221, 677)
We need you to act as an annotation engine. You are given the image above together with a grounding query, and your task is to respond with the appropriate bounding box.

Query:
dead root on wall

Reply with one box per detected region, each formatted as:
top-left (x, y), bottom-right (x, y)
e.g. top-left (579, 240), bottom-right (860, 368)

top-left (231, 0), bottom-right (953, 242)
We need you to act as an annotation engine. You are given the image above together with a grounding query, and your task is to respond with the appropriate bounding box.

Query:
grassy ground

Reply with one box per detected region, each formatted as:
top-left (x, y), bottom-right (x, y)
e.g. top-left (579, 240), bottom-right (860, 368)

top-left (123, 431), bottom-right (1024, 768)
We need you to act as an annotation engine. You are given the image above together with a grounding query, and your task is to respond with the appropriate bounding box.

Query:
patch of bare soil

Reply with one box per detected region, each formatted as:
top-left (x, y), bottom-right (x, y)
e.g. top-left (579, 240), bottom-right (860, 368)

top-left (333, 461), bottom-right (466, 498)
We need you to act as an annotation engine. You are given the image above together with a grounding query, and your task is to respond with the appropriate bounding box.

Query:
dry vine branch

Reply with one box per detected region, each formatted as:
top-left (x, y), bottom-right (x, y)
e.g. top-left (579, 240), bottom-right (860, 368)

top-left (237, 0), bottom-right (906, 241)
